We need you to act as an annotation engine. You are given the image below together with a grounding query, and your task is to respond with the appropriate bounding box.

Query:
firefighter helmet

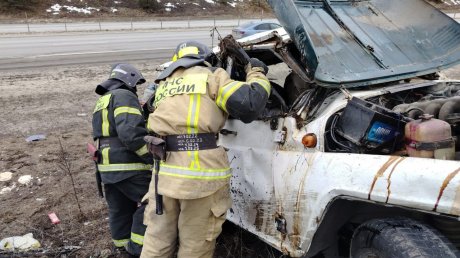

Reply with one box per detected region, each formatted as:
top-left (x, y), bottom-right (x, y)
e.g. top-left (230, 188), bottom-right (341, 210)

top-left (171, 41), bottom-right (212, 62)
top-left (156, 41), bottom-right (214, 82)
top-left (96, 63), bottom-right (146, 95)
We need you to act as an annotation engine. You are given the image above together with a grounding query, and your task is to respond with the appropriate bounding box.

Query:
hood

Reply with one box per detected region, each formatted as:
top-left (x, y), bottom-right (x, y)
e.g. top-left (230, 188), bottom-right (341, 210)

top-left (267, 0), bottom-right (460, 88)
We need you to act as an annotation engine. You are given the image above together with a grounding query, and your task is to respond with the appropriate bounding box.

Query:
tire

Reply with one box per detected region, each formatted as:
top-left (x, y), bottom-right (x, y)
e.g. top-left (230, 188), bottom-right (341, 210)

top-left (350, 217), bottom-right (459, 258)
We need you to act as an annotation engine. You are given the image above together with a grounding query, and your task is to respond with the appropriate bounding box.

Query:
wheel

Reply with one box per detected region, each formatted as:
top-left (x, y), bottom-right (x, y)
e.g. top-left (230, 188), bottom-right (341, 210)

top-left (350, 217), bottom-right (459, 258)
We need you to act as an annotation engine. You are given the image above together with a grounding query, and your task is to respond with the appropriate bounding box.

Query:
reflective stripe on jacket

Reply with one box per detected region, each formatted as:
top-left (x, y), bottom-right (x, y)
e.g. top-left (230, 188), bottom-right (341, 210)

top-left (92, 89), bottom-right (153, 184)
top-left (147, 64), bottom-right (270, 199)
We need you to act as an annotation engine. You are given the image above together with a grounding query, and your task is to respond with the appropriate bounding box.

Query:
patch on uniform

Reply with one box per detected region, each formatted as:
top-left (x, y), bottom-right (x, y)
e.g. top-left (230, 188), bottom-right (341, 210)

top-left (154, 73), bottom-right (208, 107)
top-left (93, 94), bottom-right (112, 113)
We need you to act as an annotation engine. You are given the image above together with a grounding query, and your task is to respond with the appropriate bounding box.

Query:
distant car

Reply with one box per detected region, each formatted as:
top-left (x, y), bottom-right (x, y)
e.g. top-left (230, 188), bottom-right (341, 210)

top-left (232, 21), bottom-right (282, 39)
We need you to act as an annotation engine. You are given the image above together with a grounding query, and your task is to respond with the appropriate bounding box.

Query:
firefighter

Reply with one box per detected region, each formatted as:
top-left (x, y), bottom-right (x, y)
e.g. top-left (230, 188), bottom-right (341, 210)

top-left (92, 63), bottom-right (153, 257)
top-left (141, 41), bottom-right (271, 258)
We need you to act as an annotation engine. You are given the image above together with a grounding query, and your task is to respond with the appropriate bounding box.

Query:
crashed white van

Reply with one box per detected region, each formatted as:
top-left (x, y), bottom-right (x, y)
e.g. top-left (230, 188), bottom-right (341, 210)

top-left (219, 0), bottom-right (460, 257)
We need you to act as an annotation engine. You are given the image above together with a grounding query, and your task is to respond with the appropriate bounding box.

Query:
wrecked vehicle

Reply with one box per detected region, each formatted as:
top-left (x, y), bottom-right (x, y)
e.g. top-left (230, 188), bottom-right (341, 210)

top-left (217, 0), bottom-right (460, 257)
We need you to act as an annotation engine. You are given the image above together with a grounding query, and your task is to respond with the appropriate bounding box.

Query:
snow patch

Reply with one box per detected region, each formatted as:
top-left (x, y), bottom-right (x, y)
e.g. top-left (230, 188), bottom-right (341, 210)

top-left (165, 2), bottom-right (176, 8)
top-left (0, 172), bottom-right (13, 182)
top-left (205, 0), bottom-right (215, 4)
top-left (228, 2), bottom-right (237, 7)
top-left (164, 2), bottom-right (176, 12)
top-left (0, 184), bottom-right (16, 195)
top-left (18, 175), bottom-right (33, 185)
top-left (46, 4), bottom-right (100, 14)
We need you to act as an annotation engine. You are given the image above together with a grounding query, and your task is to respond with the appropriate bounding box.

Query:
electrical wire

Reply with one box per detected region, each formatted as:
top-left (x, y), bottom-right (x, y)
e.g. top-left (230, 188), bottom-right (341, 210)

top-left (329, 114), bottom-right (353, 151)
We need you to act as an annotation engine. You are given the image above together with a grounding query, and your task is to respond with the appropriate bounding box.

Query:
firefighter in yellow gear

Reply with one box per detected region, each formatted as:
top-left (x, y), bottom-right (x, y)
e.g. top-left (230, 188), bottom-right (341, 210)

top-left (141, 41), bottom-right (271, 258)
top-left (92, 63), bottom-right (153, 257)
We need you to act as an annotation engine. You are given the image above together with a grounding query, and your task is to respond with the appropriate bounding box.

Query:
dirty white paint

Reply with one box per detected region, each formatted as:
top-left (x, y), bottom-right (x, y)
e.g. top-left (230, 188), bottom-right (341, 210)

top-left (220, 81), bottom-right (460, 257)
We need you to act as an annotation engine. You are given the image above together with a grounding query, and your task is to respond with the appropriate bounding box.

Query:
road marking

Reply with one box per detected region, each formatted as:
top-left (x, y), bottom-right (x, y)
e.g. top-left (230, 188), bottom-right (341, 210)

top-left (27, 48), bottom-right (172, 58)
top-left (50, 41), bottom-right (110, 46)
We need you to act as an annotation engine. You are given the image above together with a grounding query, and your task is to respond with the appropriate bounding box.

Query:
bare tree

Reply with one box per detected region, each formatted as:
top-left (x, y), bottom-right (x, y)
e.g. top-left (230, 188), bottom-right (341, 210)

top-left (57, 137), bottom-right (85, 220)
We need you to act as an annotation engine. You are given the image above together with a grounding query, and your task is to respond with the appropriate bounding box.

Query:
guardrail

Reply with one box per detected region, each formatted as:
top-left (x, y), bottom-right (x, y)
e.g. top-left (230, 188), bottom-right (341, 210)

top-left (1, 11), bottom-right (457, 34)
top-left (0, 18), bottom-right (278, 34)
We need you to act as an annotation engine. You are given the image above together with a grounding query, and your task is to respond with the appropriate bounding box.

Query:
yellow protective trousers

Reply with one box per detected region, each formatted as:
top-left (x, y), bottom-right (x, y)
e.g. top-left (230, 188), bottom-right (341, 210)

top-left (141, 185), bottom-right (232, 258)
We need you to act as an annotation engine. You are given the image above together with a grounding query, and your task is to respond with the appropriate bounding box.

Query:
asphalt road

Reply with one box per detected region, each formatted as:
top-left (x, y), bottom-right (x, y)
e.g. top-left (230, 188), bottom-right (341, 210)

top-left (0, 28), bottom-right (231, 71)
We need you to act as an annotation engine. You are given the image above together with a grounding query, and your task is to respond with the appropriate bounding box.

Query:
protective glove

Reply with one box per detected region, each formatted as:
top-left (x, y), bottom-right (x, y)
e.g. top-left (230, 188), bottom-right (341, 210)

top-left (142, 83), bottom-right (158, 117)
top-left (247, 58), bottom-right (269, 75)
top-left (142, 83), bottom-right (157, 105)
top-left (144, 135), bottom-right (166, 161)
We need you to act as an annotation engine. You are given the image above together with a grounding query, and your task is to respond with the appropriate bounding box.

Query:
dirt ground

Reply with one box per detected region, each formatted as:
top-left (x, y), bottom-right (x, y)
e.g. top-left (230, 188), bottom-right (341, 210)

top-left (0, 62), bottom-right (287, 258)
top-left (1, 62), bottom-right (460, 258)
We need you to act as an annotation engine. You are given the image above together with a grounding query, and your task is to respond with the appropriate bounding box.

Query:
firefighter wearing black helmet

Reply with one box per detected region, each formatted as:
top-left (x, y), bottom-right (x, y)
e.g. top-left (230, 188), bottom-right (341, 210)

top-left (92, 63), bottom-right (153, 257)
top-left (140, 41), bottom-right (270, 258)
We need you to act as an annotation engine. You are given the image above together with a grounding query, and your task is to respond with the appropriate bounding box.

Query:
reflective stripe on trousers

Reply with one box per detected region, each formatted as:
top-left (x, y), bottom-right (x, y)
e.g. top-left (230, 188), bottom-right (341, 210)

top-left (113, 238), bottom-right (129, 247)
top-left (98, 163), bottom-right (152, 172)
top-left (159, 164), bottom-right (231, 180)
top-left (131, 232), bottom-right (144, 245)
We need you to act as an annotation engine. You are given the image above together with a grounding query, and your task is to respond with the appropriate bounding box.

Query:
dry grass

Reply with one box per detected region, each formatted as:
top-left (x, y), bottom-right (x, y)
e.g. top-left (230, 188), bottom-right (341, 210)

top-left (0, 0), bottom-right (274, 19)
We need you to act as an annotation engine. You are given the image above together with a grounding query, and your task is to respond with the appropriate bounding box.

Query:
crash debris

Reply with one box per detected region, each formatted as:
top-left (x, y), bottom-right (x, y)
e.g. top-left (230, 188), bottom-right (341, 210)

top-left (0, 233), bottom-right (41, 251)
top-left (0, 172), bottom-right (13, 182)
top-left (25, 134), bottom-right (46, 142)
top-left (17, 175), bottom-right (33, 185)
top-left (0, 184), bottom-right (16, 195)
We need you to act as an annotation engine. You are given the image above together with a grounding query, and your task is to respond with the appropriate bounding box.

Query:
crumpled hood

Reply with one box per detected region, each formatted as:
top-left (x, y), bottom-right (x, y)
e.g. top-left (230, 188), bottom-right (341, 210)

top-left (267, 0), bottom-right (460, 88)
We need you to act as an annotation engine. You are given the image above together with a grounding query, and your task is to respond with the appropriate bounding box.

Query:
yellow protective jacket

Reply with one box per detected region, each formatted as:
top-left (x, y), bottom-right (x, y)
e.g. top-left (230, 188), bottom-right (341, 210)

top-left (148, 64), bottom-right (270, 199)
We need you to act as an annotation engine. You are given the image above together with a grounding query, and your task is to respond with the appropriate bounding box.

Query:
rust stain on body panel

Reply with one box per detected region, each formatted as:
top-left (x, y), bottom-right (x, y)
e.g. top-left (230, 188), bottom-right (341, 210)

top-left (368, 156), bottom-right (401, 200)
top-left (290, 154), bottom-right (310, 250)
top-left (433, 167), bottom-right (460, 212)
top-left (385, 157), bottom-right (406, 203)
